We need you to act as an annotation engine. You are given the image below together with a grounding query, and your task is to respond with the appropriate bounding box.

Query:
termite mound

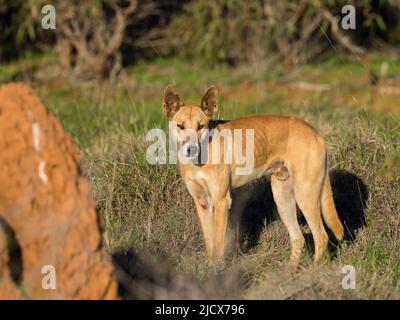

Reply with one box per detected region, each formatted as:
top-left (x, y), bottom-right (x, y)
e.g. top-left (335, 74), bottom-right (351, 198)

top-left (0, 83), bottom-right (117, 299)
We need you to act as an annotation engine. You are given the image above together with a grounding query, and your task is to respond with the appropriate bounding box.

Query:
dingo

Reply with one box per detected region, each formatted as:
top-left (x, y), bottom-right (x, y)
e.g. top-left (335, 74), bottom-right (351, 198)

top-left (162, 85), bottom-right (344, 264)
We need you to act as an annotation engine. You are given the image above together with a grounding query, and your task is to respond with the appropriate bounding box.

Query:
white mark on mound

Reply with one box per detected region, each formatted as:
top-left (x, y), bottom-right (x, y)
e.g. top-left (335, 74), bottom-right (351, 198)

top-left (32, 122), bottom-right (40, 152)
top-left (39, 160), bottom-right (48, 183)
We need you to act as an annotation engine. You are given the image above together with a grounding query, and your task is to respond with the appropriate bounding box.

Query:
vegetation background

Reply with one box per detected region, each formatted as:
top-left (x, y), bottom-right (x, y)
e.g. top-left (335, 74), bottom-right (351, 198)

top-left (1, 0), bottom-right (399, 299)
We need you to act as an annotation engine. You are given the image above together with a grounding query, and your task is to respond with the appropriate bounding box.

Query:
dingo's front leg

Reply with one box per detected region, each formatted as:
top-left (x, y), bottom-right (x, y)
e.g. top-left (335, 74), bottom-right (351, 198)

top-left (194, 200), bottom-right (215, 259)
top-left (185, 178), bottom-right (215, 259)
top-left (213, 191), bottom-right (232, 260)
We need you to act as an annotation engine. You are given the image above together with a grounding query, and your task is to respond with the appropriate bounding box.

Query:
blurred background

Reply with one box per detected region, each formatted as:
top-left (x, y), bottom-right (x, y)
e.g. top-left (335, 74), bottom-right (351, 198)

top-left (1, 0), bottom-right (400, 83)
top-left (1, 0), bottom-right (399, 299)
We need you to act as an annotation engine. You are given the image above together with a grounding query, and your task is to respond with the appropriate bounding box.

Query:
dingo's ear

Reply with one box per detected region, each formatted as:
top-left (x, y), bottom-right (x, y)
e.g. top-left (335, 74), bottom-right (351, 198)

top-left (162, 85), bottom-right (183, 118)
top-left (201, 86), bottom-right (218, 117)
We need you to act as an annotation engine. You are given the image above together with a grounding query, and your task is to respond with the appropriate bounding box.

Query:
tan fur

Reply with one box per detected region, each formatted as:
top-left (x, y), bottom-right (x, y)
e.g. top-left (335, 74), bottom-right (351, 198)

top-left (162, 85), bottom-right (344, 264)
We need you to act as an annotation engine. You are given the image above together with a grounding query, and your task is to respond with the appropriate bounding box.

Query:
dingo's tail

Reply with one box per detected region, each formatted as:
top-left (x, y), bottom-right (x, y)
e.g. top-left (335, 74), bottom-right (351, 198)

top-left (321, 173), bottom-right (344, 240)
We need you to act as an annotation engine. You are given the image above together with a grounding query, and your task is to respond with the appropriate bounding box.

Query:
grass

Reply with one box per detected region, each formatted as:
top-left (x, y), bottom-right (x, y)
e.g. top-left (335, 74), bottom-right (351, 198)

top-left (19, 54), bottom-right (400, 298)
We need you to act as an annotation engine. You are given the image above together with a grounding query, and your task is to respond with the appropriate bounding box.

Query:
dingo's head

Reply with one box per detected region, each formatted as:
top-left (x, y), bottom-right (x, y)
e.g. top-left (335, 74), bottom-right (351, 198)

top-left (162, 85), bottom-right (218, 158)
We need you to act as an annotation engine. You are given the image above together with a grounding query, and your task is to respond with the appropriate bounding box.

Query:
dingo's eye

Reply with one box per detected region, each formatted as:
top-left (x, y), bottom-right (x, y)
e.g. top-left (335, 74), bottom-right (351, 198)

top-left (198, 124), bottom-right (205, 130)
top-left (177, 124), bottom-right (184, 130)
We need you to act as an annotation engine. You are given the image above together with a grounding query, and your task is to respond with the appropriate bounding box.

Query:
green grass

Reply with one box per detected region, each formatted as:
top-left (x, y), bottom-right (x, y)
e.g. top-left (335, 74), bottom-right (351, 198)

top-left (0, 64), bottom-right (20, 83)
top-left (31, 56), bottom-right (400, 299)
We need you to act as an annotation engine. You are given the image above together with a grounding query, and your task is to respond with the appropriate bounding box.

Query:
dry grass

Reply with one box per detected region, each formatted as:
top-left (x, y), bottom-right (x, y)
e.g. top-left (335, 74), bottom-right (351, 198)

top-left (41, 56), bottom-right (400, 299)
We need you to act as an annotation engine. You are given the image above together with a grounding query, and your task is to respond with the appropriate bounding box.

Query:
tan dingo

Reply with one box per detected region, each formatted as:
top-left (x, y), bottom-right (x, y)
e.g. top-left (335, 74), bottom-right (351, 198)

top-left (162, 85), bottom-right (344, 264)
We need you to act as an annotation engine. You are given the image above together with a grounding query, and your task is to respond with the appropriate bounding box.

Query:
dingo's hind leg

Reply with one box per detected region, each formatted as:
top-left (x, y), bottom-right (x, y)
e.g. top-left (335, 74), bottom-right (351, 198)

top-left (271, 174), bottom-right (304, 265)
top-left (294, 178), bottom-right (329, 262)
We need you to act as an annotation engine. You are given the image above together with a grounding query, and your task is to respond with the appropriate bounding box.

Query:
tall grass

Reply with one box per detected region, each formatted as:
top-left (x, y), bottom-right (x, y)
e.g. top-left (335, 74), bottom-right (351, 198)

top-left (41, 57), bottom-right (399, 299)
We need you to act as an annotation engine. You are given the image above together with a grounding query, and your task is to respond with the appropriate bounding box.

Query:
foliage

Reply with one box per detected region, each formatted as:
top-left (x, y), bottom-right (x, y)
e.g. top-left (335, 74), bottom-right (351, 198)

top-left (0, 0), bottom-right (48, 60)
top-left (162, 0), bottom-right (399, 66)
top-left (1, 0), bottom-right (400, 80)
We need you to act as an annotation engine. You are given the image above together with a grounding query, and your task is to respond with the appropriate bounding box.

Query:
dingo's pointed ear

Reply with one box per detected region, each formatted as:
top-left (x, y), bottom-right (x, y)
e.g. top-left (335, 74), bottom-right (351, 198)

top-left (201, 86), bottom-right (218, 117)
top-left (162, 85), bottom-right (183, 118)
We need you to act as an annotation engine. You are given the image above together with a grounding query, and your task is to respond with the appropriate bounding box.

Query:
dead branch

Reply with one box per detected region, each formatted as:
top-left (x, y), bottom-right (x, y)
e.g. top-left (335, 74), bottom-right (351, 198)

top-left (319, 7), bottom-right (365, 57)
top-left (55, 0), bottom-right (140, 82)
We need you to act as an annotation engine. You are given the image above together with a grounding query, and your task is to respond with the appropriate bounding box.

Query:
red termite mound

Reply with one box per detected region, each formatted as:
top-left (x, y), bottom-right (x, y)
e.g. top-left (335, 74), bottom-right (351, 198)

top-left (0, 83), bottom-right (118, 299)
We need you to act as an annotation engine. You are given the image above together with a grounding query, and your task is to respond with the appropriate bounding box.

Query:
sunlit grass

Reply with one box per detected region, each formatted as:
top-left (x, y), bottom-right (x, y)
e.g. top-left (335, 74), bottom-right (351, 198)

top-left (34, 56), bottom-right (400, 299)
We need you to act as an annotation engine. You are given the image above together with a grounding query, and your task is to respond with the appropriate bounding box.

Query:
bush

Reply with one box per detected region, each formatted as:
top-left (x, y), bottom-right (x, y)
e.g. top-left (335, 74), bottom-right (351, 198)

top-left (160, 0), bottom-right (399, 66)
top-left (0, 0), bottom-right (48, 61)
